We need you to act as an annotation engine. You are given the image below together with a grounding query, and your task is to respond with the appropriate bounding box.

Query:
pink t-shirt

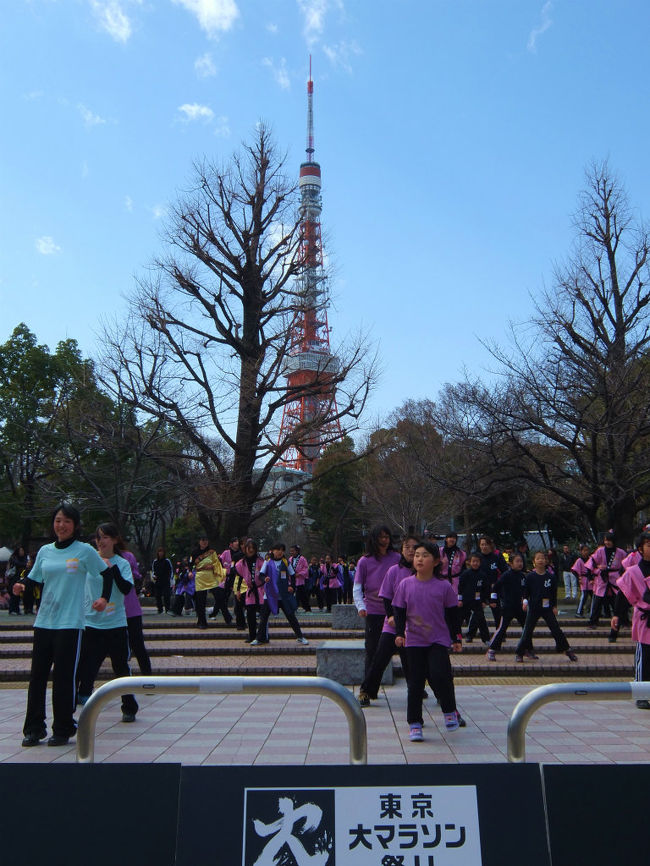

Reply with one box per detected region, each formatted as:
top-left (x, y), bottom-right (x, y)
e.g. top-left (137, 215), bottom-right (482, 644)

top-left (392, 575), bottom-right (457, 648)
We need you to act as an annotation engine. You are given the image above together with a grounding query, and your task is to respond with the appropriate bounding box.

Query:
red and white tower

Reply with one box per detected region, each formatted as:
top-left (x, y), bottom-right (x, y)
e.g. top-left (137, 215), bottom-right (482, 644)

top-left (278, 59), bottom-right (341, 474)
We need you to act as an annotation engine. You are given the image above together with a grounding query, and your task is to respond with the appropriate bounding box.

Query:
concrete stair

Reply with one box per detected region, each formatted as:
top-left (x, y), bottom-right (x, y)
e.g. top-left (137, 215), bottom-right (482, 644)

top-left (0, 603), bottom-right (635, 682)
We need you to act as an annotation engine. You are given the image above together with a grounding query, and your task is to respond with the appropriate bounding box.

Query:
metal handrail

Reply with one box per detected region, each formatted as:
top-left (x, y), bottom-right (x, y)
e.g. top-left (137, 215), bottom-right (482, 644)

top-left (507, 680), bottom-right (650, 762)
top-left (76, 675), bottom-right (367, 765)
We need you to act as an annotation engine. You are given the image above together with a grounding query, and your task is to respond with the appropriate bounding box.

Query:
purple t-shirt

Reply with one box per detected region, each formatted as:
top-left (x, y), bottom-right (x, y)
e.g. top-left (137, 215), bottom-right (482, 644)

top-left (379, 563), bottom-right (414, 635)
top-left (392, 575), bottom-right (458, 648)
top-left (354, 551), bottom-right (401, 615)
top-left (122, 550), bottom-right (143, 619)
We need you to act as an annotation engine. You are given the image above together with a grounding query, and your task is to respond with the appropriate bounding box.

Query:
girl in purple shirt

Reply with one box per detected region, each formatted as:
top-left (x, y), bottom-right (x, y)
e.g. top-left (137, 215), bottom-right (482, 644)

top-left (358, 535), bottom-right (418, 708)
top-left (393, 540), bottom-right (462, 742)
top-left (353, 525), bottom-right (401, 683)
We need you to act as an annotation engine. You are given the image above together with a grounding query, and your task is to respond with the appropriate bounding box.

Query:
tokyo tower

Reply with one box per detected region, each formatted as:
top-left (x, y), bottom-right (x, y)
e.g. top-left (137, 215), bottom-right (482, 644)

top-left (277, 59), bottom-right (341, 474)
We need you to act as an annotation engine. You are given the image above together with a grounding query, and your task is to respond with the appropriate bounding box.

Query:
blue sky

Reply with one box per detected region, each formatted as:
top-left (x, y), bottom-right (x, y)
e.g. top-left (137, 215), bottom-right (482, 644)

top-left (2, 0), bottom-right (650, 427)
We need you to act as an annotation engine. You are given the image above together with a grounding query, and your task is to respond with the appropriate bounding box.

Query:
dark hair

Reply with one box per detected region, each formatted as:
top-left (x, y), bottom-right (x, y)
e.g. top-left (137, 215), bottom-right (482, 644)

top-left (414, 540), bottom-right (442, 577)
top-left (479, 535), bottom-right (493, 546)
top-left (469, 550), bottom-right (481, 561)
top-left (52, 503), bottom-right (82, 538)
top-left (271, 542), bottom-right (286, 552)
top-left (96, 522), bottom-right (125, 553)
top-left (244, 538), bottom-right (258, 554)
top-left (290, 544), bottom-right (301, 553)
top-left (399, 534), bottom-right (420, 569)
top-left (604, 530), bottom-right (616, 544)
top-left (445, 531), bottom-right (458, 540)
top-left (635, 531), bottom-right (650, 550)
top-left (366, 525), bottom-right (395, 558)
top-left (509, 552), bottom-right (525, 567)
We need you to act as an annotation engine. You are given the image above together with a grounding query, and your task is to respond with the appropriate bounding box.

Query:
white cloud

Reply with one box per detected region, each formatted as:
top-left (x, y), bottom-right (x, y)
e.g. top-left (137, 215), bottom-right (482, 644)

top-left (266, 22), bottom-right (278, 34)
top-left (78, 103), bottom-right (107, 127)
top-left (90, 0), bottom-right (132, 43)
top-left (172, 0), bottom-right (239, 38)
top-left (528, 1), bottom-right (553, 52)
top-left (194, 52), bottom-right (217, 78)
top-left (213, 115), bottom-right (230, 137)
top-left (177, 102), bottom-right (215, 122)
top-left (35, 236), bottom-right (62, 255)
top-left (262, 57), bottom-right (290, 90)
top-left (297, 0), bottom-right (342, 46)
top-left (323, 38), bottom-right (361, 72)
top-left (125, 195), bottom-right (133, 212)
top-left (152, 205), bottom-right (167, 220)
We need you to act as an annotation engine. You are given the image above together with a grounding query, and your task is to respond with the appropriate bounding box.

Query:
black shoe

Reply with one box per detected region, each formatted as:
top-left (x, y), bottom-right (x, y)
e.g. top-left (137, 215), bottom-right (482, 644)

top-left (236, 625), bottom-right (246, 631)
top-left (566, 651), bottom-right (578, 662)
top-left (358, 692), bottom-right (371, 708)
top-left (47, 735), bottom-right (70, 747)
top-left (22, 733), bottom-right (46, 747)
top-left (636, 699), bottom-right (650, 710)
top-left (456, 713), bottom-right (467, 728)
top-left (122, 712), bottom-right (136, 723)
top-left (197, 623), bottom-right (208, 630)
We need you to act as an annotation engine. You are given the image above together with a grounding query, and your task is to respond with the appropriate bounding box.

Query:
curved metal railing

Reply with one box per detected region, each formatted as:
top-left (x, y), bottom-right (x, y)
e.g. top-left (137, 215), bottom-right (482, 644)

top-left (76, 675), bottom-right (367, 765)
top-left (507, 680), bottom-right (650, 762)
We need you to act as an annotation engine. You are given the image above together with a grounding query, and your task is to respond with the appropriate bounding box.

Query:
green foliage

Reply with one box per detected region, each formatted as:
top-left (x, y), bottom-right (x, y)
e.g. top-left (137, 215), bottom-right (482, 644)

top-left (304, 437), bottom-right (363, 554)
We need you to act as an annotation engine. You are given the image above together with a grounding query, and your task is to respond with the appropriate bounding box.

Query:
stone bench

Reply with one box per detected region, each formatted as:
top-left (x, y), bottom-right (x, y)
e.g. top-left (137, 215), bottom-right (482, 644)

top-left (316, 640), bottom-right (393, 686)
top-left (330, 604), bottom-right (364, 629)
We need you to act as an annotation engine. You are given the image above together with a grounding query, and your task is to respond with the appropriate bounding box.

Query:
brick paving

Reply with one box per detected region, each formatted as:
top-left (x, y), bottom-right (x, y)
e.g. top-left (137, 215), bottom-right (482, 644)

top-left (2, 680), bottom-right (650, 766)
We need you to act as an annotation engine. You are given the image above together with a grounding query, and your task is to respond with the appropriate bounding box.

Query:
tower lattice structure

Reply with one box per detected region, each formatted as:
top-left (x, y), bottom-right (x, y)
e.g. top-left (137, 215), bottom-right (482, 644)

top-left (278, 61), bottom-right (341, 474)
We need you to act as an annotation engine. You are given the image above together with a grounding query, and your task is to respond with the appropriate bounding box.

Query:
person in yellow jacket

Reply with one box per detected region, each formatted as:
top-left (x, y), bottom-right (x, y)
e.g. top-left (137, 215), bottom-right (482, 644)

top-left (191, 535), bottom-right (227, 630)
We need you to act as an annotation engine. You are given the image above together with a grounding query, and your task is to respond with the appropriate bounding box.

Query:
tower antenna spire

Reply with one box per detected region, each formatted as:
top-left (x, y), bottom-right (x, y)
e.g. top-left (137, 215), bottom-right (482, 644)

top-left (277, 58), bottom-right (342, 474)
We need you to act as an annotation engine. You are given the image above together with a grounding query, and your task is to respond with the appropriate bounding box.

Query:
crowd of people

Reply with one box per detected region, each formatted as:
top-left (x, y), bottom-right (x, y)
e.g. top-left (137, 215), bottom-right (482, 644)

top-left (5, 508), bottom-right (650, 748)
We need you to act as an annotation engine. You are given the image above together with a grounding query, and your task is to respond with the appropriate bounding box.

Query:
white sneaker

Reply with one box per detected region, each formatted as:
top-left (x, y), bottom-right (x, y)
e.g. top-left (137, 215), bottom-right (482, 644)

top-left (296, 637), bottom-right (309, 645)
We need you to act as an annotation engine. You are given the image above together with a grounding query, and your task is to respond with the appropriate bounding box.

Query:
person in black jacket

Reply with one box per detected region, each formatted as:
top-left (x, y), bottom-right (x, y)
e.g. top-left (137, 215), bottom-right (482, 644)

top-left (514, 551), bottom-right (578, 663)
top-left (458, 553), bottom-right (491, 644)
top-left (151, 547), bottom-right (173, 613)
top-left (478, 536), bottom-right (508, 629)
top-left (486, 553), bottom-right (535, 660)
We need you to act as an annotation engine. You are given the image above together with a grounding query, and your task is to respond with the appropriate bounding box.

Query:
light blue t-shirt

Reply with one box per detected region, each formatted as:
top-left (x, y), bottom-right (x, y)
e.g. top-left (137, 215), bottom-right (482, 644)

top-left (30, 540), bottom-right (107, 630)
top-left (84, 553), bottom-right (133, 629)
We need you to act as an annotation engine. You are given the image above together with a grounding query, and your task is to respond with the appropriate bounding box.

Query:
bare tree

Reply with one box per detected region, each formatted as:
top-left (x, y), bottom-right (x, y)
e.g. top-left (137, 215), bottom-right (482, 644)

top-left (445, 162), bottom-right (650, 543)
top-left (101, 126), bottom-right (376, 541)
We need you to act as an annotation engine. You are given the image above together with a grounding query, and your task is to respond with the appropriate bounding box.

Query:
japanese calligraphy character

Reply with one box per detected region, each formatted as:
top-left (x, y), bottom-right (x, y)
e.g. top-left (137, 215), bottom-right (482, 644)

top-left (411, 794), bottom-right (433, 819)
top-left (252, 797), bottom-right (330, 866)
top-left (397, 824), bottom-right (418, 849)
top-left (373, 825), bottom-right (396, 849)
top-left (444, 824), bottom-right (466, 848)
top-left (380, 793), bottom-right (403, 819)
top-left (349, 823), bottom-right (373, 850)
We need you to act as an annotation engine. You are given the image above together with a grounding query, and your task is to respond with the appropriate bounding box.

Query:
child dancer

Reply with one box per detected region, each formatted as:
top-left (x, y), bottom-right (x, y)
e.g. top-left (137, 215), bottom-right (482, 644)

top-left (487, 552), bottom-right (536, 660)
top-left (393, 540), bottom-right (462, 742)
top-left (573, 544), bottom-right (593, 618)
top-left (252, 543), bottom-right (309, 645)
top-left (515, 551), bottom-right (578, 663)
top-left (358, 535), bottom-right (418, 708)
top-left (457, 553), bottom-right (491, 644)
top-left (353, 526), bottom-right (401, 682)
top-left (233, 539), bottom-right (265, 643)
top-left (76, 523), bottom-right (138, 723)
top-left (587, 532), bottom-right (626, 629)
top-left (614, 530), bottom-right (650, 709)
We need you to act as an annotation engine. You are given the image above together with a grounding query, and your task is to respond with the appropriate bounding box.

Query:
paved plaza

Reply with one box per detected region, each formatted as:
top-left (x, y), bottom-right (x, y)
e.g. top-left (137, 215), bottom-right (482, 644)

top-left (2, 679), bottom-right (650, 765)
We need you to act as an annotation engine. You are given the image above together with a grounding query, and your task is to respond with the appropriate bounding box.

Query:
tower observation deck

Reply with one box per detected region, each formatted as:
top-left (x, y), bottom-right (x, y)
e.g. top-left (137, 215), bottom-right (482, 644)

top-left (277, 60), bottom-right (341, 474)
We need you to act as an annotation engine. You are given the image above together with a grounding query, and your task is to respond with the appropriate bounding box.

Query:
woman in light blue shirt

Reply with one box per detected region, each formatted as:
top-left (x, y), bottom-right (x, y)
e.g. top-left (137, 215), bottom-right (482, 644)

top-left (22, 504), bottom-right (113, 748)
